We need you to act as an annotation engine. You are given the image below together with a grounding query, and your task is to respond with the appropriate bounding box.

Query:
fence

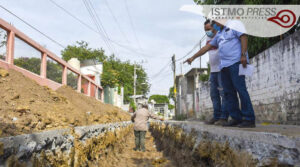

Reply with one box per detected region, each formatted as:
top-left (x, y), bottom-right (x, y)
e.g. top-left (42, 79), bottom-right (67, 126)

top-left (0, 17), bottom-right (103, 101)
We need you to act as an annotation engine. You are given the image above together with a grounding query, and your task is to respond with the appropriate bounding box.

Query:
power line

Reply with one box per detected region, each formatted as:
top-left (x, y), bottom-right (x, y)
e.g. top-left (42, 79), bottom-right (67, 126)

top-left (151, 71), bottom-right (172, 82)
top-left (0, 5), bottom-right (65, 49)
top-left (123, 0), bottom-right (142, 51)
top-left (86, 0), bottom-right (117, 53)
top-left (47, 0), bottom-right (150, 58)
top-left (82, 0), bottom-right (115, 54)
top-left (150, 60), bottom-right (172, 80)
top-left (82, 0), bottom-right (111, 52)
top-left (151, 37), bottom-right (207, 84)
top-left (175, 42), bottom-right (199, 62)
top-left (151, 61), bottom-right (171, 79)
top-left (103, 0), bottom-right (130, 43)
top-left (175, 35), bottom-right (207, 62)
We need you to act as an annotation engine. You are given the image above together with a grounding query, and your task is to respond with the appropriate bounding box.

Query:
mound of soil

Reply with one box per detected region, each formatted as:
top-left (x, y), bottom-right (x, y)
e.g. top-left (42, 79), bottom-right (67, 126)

top-left (0, 68), bottom-right (130, 137)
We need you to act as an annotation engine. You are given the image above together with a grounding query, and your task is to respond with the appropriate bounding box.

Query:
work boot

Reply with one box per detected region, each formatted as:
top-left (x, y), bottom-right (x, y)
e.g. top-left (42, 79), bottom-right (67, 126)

top-left (214, 119), bottom-right (227, 126)
top-left (238, 120), bottom-right (256, 128)
top-left (205, 118), bottom-right (218, 125)
top-left (222, 119), bottom-right (242, 127)
top-left (133, 147), bottom-right (140, 151)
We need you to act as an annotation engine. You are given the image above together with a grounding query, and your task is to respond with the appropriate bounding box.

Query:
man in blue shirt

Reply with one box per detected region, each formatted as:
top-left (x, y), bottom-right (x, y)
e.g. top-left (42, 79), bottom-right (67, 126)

top-left (185, 20), bottom-right (256, 128)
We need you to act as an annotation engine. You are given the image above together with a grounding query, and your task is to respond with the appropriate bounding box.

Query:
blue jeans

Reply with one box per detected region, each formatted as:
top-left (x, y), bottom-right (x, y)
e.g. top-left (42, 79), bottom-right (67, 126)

top-left (221, 62), bottom-right (255, 121)
top-left (210, 72), bottom-right (228, 120)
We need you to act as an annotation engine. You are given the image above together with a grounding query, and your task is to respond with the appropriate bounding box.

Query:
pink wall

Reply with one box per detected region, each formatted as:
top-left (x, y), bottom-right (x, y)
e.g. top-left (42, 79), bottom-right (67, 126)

top-left (0, 17), bottom-right (103, 101)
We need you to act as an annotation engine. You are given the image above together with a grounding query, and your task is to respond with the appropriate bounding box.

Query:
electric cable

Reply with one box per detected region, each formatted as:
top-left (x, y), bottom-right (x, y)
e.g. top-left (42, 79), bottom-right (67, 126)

top-left (0, 5), bottom-right (66, 49)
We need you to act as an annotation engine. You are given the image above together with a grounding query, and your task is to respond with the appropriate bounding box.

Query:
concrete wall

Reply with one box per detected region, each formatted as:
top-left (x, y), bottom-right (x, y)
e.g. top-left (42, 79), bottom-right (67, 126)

top-left (198, 81), bottom-right (212, 119)
top-left (197, 31), bottom-right (300, 124)
top-left (176, 76), bottom-right (194, 116)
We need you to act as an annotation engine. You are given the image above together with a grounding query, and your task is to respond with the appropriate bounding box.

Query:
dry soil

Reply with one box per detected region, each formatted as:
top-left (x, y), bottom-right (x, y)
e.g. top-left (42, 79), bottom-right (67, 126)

top-left (98, 131), bottom-right (175, 167)
top-left (0, 68), bottom-right (130, 137)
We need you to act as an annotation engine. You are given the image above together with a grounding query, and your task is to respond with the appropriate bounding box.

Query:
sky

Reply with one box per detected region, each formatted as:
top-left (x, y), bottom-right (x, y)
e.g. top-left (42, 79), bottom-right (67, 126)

top-left (0, 0), bottom-right (209, 96)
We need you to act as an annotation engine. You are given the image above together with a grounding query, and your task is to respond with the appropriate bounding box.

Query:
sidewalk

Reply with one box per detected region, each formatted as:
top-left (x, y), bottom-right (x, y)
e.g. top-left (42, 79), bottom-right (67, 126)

top-left (152, 121), bottom-right (300, 166)
top-left (185, 121), bottom-right (300, 137)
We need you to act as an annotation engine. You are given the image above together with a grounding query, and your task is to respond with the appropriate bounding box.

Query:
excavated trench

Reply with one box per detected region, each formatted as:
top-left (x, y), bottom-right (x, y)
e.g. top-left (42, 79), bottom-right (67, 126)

top-left (150, 123), bottom-right (255, 167)
top-left (149, 121), bottom-right (300, 167)
top-left (0, 121), bottom-right (299, 167)
top-left (0, 122), bottom-right (133, 167)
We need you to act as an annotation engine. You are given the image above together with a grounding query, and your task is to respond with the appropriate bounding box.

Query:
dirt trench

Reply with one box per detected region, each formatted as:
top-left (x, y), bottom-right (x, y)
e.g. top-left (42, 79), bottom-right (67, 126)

top-left (97, 130), bottom-right (175, 167)
top-left (149, 123), bottom-right (257, 167)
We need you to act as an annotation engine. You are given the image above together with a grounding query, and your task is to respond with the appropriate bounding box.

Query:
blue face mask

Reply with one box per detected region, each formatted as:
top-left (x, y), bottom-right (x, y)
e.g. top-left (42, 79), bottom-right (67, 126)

top-left (213, 24), bottom-right (221, 32)
top-left (205, 30), bottom-right (214, 37)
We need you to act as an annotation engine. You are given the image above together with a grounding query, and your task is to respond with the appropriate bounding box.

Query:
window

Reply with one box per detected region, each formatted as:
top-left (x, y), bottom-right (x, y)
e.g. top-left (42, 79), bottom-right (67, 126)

top-left (160, 108), bottom-right (164, 114)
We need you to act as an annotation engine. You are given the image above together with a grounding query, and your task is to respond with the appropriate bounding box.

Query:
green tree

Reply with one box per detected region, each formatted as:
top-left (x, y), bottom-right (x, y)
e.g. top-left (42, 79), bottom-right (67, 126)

top-left (101, 55), bottom-right (149, 103)
top-left (193, 0), bottom-right (300, 57)
top-left (13, 57), bottom-right (63, 83)
top-left (14, 57), bottom-right (41, 75)
top-left (62, 41), bottom-right (107, 62)
top-left (61, 41), bottom-right (150, 103)
top-left (149, 94), bottom-right (169, 104)
top-left (46, 60), bottom-right (63, 83)
top-left (199, 63), bottom-right (210, 82)
top-left (168, 87), bottom-right (175, 103)
top-left (0, 30), bottom-right (7, 60)
top-left (129, 99), bottom-right (136, 112)
top-left (168, 104), bottom-right (175, 110)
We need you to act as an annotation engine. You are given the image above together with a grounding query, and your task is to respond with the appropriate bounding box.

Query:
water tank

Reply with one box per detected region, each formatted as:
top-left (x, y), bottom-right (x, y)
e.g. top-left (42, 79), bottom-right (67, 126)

top-left (67, 58), bottom-right (80, 71)
top-left (81, 59), bottom-right (100, 67)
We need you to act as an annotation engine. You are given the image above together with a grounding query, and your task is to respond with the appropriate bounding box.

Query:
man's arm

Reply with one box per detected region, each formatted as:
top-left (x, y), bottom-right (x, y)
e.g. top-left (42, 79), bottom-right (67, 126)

top-left (184, 44), bottom-right (213, 65)
top-left (149, 112), bottom-right (163, 121)
top-left (240, 34), bottom-right (248, 68)
top-left (131, 113), bottom-right (136, 122)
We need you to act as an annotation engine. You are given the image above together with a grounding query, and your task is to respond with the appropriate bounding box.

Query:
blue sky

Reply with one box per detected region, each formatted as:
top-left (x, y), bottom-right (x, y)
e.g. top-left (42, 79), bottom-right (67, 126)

top-left (0, 0), bottom-right (209, 95)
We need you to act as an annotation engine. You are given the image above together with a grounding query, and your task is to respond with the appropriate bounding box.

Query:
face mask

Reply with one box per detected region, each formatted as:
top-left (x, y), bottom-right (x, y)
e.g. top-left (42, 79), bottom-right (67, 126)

top-left (205, 30), bottom-right (214, 37)
top-left (213, 24), bottom-right (221, 32)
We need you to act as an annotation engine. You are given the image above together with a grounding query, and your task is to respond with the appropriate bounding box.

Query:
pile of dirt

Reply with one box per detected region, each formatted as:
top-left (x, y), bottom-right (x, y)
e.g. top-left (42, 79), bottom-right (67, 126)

top-left (0, 68), bottom-right (130, 137)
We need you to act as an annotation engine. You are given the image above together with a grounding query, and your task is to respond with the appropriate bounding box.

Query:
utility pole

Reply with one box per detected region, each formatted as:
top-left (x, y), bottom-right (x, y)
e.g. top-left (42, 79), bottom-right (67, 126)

top-left (180, 62), bottom-right (183, 75)
top-left (133, 63), bottom-right (137, 105)
top-left (171, 55), bottom-right (177, 116)
top-left (199, 40), bottom-right (202, 69)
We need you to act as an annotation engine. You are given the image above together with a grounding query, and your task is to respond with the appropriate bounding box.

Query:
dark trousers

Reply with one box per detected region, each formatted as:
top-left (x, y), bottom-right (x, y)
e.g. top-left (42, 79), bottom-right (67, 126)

top-left (210, 72), bottom-right (228, 120)
top-left (134, 130), bottom-right (146, 151)
top-left (221, 62), bottom-right (255, 121)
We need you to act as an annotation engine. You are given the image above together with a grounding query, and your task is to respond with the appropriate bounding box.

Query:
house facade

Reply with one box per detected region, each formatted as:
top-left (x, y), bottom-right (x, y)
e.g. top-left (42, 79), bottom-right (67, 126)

top-left (175, 68), bottom-right (208, 119)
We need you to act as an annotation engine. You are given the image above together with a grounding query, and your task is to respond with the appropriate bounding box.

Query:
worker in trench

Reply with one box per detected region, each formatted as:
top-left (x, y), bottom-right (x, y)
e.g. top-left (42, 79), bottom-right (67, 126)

top-left (131, 104), bottom-right (164, 152)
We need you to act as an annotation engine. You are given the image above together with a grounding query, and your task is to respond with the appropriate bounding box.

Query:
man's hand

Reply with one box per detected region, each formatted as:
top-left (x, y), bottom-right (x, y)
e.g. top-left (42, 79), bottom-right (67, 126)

top-left (184, 57), bottom-right (194, 65)
top-left (184, 44), bottom-right (212, 65)
top-left (240, 55), bottom-right (247, 68)
top-left (240, 35), bottom-right (248, 68)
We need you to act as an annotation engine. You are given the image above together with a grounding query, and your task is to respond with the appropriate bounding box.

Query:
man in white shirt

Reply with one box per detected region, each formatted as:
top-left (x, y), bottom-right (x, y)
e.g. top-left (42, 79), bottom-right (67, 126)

top-left (204, 20), bottom-right (228, 125)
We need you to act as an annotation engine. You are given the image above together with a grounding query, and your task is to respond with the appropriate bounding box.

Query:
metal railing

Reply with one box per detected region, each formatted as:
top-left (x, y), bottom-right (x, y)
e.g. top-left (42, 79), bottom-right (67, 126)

top-left (0, 17), bottom-right (103, 101)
